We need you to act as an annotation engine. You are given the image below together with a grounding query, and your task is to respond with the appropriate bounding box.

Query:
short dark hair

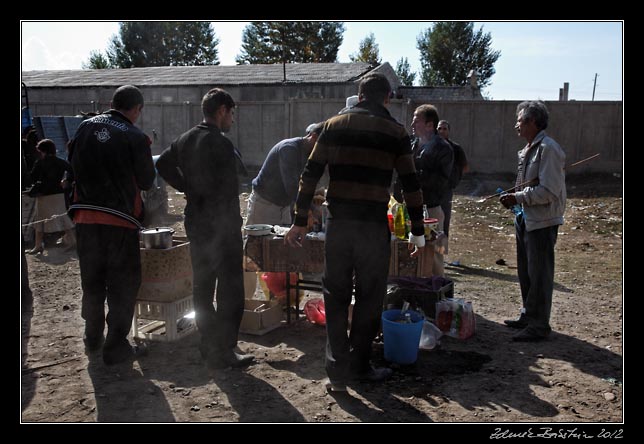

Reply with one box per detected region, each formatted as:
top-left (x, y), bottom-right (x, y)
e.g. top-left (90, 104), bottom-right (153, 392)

top-left (202, 88), bottom-right (235, 118)
top-left (437, 120), bottom-right (450, 130)
top-left (111, 85), bottom-right (144, 111)
top-left (36, 138), bottom-right (57, 156)
top-left (517, 100), bottom-right (549, 130)
top-left (414, 104), bottom-right (440, 130)
top-left (358, 73), bottom-right (391, 104)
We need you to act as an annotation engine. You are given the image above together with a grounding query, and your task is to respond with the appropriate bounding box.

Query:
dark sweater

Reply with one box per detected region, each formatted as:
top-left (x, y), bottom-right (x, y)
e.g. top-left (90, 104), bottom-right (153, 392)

top-left (415, 134), bottom-right (454, 208)
top-left (30, 155), bottom-right (73, 196)
top-left (293, 101), bottom-right (425, 236)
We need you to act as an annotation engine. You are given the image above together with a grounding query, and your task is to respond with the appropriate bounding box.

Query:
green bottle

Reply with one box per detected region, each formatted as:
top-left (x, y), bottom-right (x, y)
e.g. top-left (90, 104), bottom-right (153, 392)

top-left (394, 204), bottom-right (406, 240)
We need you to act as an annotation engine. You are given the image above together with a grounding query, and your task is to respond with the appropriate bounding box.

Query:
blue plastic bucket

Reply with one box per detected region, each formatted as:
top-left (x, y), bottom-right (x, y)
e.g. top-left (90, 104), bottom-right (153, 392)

top-left (381, 309), bottom-right (424, 365)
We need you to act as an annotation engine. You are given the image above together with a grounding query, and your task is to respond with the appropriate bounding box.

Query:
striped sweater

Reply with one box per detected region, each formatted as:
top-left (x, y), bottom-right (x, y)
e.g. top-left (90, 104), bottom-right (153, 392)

top-left (293, 101), bottom-right (425, 236)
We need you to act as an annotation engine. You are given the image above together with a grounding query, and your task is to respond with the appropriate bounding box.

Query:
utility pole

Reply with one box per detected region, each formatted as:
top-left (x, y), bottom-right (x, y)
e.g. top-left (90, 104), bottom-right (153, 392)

top-left (592, 73), bottom-right (598, 101)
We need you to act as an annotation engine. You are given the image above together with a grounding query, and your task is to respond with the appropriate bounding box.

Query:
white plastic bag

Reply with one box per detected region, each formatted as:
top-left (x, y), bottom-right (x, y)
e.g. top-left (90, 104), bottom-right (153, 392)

top-left (419, 320), bottom-right (443, 350)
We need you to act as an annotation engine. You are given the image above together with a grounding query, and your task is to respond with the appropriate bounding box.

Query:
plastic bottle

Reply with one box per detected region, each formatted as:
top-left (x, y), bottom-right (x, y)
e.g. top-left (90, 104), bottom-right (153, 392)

top-left (423, 204), bottom-right (430, 220)
top-left (394, 204), bottom-right (406, 240)
top-left (403, 204), bottom-right (411, 237)
top-left (496, 187), bottom-right (523, 216)
top-left (403, 312), bottom-right (412, 324)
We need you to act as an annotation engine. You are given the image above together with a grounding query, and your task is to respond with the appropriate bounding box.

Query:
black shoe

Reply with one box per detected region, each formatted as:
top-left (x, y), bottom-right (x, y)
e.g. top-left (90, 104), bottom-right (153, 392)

top-left (353, 366), bottom-right (393, 383)
top-left (512, 328), bottom-right (548, 342)
top-left (103, 343), bottom-right (147, 365)
top-left (504, 317), bottom-right (528, 329)
top-left (207, 351), bottom-right (255, 369)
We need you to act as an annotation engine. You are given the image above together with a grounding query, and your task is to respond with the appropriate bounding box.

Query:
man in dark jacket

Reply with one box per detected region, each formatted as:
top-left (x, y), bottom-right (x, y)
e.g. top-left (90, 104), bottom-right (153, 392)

top-left (156, 88), bottom-right (254, 370)
top-left (437, 119), bottom-right (469, 240)
top-left (411, 105), bottom-right (453, 276)
top-left (69, 85), bottom-right (155, 365)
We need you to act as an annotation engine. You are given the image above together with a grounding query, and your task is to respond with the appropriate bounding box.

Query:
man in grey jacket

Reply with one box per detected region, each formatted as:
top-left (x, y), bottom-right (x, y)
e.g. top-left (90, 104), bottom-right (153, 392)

top-left (500, 100), bottom-right (566, 342)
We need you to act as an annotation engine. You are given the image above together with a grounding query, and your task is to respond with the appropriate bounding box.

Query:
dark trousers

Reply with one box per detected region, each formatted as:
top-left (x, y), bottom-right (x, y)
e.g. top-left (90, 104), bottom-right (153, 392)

top-left (323, 218), bottom-right (391, 382)
top-left (515, 214), bottom-right (559, 335)
top-left (76, 224), bottom-right (141, 352)
top-left (440, 189), bottom-right (454, 238)
top-left (187, 225), bottom-right (245, 354)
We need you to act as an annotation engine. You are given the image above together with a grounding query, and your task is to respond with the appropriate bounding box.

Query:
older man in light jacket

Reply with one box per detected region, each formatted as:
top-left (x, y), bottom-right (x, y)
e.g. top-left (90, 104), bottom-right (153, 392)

top-left (500, 100), bottom-right (566, 342)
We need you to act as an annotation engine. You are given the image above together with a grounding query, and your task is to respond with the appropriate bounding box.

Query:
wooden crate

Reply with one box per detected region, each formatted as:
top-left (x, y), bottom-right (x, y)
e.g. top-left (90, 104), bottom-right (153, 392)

top-left (244, 235), bottom-right (434, 277)
top-left (244, 236), bottom-right (325, 273)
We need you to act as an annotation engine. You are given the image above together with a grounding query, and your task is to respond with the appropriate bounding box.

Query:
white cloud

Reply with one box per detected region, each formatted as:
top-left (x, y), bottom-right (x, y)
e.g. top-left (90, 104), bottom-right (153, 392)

top-left (21, 35), bottom-right (84, 70)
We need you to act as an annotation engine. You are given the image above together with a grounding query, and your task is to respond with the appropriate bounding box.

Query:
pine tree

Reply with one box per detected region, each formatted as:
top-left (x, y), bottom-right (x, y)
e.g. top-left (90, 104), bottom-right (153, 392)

top-left (83, 50), bottom-right (112, 69)
top-left (416, 22), bottom-right (500, 88)
top-left (349, 33), bottom-right (382, 65)
top-left (236, 22), bottom-right (345, 64)
top-left (395, 57), bottom-right (416, 86)
top-left (105, 21), bottom-right (220, 68)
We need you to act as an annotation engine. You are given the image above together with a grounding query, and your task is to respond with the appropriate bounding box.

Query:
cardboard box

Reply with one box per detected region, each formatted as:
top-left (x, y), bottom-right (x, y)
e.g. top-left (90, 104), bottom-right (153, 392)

top-left (138, 239), bottom-right (193, 302)
top-left (240, 299), bottom-right (283, 335)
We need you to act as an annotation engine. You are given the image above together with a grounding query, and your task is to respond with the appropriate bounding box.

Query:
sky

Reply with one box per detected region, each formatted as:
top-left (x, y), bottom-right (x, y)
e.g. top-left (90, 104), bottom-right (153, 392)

top-left (20, 21), bottom-right (623, 101)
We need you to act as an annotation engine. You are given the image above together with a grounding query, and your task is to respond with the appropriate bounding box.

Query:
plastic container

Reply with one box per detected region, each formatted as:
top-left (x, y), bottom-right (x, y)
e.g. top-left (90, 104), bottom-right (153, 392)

top-left (423, 218), bottom-right (439, 240)
top-left (381, 309), bottom-right (424, 365)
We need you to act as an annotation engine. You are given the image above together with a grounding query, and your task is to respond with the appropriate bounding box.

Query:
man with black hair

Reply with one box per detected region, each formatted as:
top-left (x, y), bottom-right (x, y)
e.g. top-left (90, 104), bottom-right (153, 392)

top-left (69, 85), bottom-right (155, 365)
top-left (156, 88), bottom-right (254, 369)
top-left (437, 119), bottom-right (469, 240)
top-left (286, 74), bottom-right (425, 392)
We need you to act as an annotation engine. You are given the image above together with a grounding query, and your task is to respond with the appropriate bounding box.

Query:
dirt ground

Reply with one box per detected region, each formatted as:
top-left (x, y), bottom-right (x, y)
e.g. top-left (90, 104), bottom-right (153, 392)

top-left (20, 172), bottom-right (623, 427)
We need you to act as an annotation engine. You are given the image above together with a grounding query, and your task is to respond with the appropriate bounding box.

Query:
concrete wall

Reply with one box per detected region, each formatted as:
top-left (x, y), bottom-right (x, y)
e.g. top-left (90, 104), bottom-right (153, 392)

top-left (420, 100), bottom-right (623, 174)
top-left (26, 87), bottom-right (622, 174)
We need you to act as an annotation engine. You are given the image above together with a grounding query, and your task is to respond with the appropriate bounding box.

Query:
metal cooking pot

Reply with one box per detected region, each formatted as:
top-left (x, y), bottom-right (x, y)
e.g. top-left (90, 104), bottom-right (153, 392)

top-left (141, 227), bottom-right (175, 249)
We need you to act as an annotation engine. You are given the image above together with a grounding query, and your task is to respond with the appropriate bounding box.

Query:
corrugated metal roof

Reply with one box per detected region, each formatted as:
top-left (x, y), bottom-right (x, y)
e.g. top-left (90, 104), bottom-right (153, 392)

top-left (21, 63), bottom-right (375, 88)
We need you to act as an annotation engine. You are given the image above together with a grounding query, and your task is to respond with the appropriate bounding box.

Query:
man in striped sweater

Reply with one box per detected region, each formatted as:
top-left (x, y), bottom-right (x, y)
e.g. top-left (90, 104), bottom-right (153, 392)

top-left (286, 73), bottom-right (425, 392)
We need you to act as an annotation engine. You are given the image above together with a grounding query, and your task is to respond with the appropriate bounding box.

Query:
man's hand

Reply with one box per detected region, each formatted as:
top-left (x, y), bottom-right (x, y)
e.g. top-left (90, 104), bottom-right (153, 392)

top-left (500, 193), bottom-right (518, 209)
top-left (285, 225), bottom-right (308, 247)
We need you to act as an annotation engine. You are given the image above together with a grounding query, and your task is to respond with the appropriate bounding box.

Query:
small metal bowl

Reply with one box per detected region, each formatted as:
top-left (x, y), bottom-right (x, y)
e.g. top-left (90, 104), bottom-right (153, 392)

top-left (243, 224), bottom-right (273, 236)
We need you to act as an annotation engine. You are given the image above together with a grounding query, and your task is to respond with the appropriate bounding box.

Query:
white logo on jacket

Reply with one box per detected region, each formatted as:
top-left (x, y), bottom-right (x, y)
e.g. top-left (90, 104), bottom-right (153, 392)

top-left (94, 127), bottom-right (111, 143)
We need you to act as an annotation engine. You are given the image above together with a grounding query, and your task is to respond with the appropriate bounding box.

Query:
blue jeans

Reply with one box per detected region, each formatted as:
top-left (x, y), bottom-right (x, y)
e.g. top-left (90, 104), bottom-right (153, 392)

top-left (515, 213), bottom-right (559, 336)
